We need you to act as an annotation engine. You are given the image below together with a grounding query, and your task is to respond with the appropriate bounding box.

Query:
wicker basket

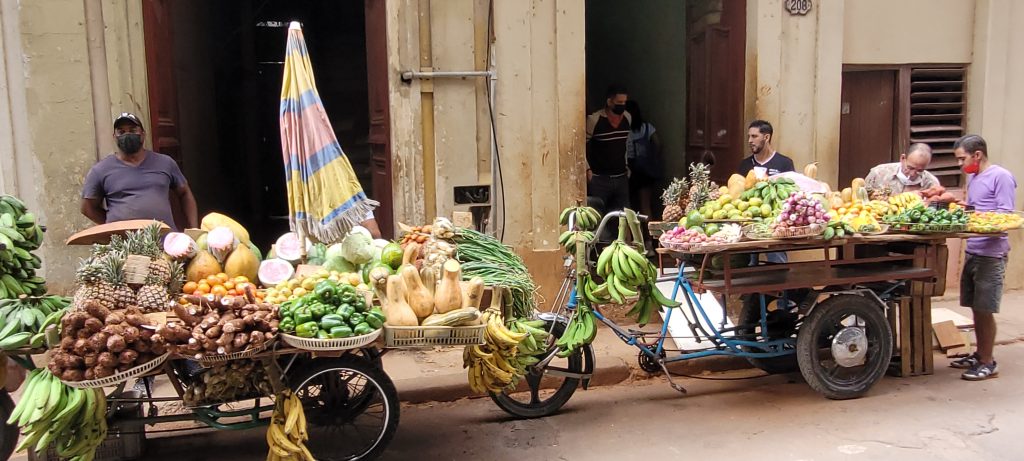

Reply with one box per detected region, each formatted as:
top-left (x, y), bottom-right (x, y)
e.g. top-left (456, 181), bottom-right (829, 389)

top-left (62, 353), bottom-right (170, 389)
top-left (196, 336), bottom-right (276, 365)
top-left (890, 222), bottom-right (967, 234)
top-left (771, 223), bottom-right (826, 239)
top-left (384, 324), bottom-right (486, 348)
top-left (281, 329), bottom-right (381, 351)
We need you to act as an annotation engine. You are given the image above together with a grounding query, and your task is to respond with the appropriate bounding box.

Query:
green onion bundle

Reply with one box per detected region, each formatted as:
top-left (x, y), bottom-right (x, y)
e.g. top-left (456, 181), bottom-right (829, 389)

top-left (453, 229), bottom-right (536, 319)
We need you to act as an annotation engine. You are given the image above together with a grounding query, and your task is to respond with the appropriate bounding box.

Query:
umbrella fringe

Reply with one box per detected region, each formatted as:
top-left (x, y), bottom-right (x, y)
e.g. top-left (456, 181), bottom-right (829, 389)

top-left (297, 199), bottom-right (380, 244)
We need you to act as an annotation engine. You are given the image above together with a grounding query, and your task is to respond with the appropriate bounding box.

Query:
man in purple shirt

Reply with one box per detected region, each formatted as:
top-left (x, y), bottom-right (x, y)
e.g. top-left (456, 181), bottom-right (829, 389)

top-left (950, 134), bottom-right (1017, 380)
top-left (81, 113), bottom-right (198, 231)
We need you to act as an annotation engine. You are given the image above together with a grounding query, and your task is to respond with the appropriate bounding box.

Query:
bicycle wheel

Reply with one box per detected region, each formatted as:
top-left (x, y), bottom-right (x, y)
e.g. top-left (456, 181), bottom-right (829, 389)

top-left (735, 294), bottom-right (800, 374)
top-left (490, 319), bottom-right (593, 419)
top-left (0, 391), bottom-right (16, 461)
top-left (289, 355), bottom-right (399, 461)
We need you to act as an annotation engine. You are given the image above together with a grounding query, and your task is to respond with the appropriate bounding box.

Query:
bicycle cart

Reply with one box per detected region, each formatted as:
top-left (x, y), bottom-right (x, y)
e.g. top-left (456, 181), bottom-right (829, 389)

top-left (490, 210), bottom-right (971, 418)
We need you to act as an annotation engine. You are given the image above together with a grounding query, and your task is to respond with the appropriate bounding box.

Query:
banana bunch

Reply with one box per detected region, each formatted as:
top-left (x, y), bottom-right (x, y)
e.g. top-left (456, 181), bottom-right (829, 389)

top-left (464, 308), bottom-right (529, 394)
top-left (558, 205), bottom-right (602, 231)
top-left (0, 195), bottom-right (47, 298)
top-left (508, 318), bottom-right (550, 357)
top-left (739, 178), bottom-right (799, 211)
top-left (592, 241), bottom-right (654, 304)
top-left (865, 200), bottom-right (891, 219)
top-left (887, 192), bottom-right (923, 215)
top-left (554, 305), bottom-right (596, 358)
top-left (266, 390), bottom-right (314, 461)
top-left (0, 295), bottom-right (69, 350)
top-left (625, 282), bottom-right (681, 326)
top-left (9, 369), bottom-right (107, 459)
top-left (557, 230), bottom-right (595, 255)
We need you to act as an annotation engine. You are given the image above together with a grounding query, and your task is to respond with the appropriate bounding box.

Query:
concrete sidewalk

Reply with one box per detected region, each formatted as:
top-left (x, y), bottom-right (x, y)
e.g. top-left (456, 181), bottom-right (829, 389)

top-left (386, 290), bottom-right (1024, 404)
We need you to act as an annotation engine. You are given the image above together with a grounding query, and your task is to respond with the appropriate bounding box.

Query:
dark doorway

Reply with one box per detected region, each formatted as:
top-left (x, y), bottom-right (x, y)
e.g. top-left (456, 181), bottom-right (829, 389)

top-left (838, 70), bottom-right (897, 187)
top-left (145, 0), bottom-right (387, 250)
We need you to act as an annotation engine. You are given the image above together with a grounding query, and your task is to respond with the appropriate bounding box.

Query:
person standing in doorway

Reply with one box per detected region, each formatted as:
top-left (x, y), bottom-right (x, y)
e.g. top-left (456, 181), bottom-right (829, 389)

top-left (950, 134), bottom-right (1017, 380)
top-left (625, 100), bottom-right (663, 218)
top-left (738, 120), bottom-right (795, 178)
top-left (81, 112), bottom-right (198, 231)
top-left (586, 84), bottom-right (632, 216)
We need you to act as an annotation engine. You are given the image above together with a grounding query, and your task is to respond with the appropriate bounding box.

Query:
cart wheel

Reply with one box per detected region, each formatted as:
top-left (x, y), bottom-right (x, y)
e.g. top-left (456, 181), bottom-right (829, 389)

top-left (290, 355), bottom-right (399, 461)
top-left (490, 319), bottom-right (592, 419)
top-left (0, 391), bottom-right (16, 461)
top-left (796, 294), bottom-right (892, 400)
top-left (736, 295), bottom-right (800, 374)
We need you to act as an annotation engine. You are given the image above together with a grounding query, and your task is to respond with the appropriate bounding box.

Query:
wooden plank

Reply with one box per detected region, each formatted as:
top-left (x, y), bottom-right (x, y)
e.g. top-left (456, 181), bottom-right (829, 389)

top-left (932, 320), bottom-right (964, 350)
top-left (923, 293), bottom-right (934, 374)
top-left (899, 296), bottom-right (912, 377)
top-left (911, 281), bottom-right (926, 375)
top-left (931, 307), bottom-right (973, 328)
top-left (932, 244), bottom-right (948, 296)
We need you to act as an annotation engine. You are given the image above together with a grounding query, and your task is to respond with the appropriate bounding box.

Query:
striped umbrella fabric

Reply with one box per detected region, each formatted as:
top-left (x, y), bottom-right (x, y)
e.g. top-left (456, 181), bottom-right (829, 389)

top-left (279, 21), bottom-right (377, 244)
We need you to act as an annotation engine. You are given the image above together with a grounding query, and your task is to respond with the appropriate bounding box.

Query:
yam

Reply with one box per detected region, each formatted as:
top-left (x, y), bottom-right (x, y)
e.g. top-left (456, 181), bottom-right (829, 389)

top-left (61, 369), bottom-right (85, 382)
top-left (98, 352), bottom-right (118, 368)
top-left (106, 334), bottom-right (127, 353)
top-left (119, 350), bottom-right (139, 365)
top-left (249, 332), bottom-right (265, 348)
top-left (84, 301), bottom-right (111, 321)
top-left (172, 304), bottom-right (201, 326)
top-left (84, 317), bottom-right (104, 334)
top-left (223, 319), bottom-right (245, 334)
top-left (216, 332), bottom-right (235, 347)
top-left (104, 312), bottom-right (125, 326)
top-left (232, 332), bottom-right (249, 349)
top-left (125, 314), bottom-right (150, 328)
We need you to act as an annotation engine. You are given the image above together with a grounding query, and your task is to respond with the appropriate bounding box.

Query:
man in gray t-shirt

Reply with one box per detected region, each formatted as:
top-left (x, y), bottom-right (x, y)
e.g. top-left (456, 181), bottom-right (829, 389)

top-left (81, 113), bottom-right (198, 231)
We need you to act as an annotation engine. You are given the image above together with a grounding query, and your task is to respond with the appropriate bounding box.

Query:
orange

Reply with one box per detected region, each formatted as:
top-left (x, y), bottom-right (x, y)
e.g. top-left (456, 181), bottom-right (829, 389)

top-left (206, 275), bottom-right (220, 286)
top-left (223, 281), bottom-right (236, 290)
top-left (211, 285), bottom-right (228, 296)
top-left (182, 281), bottom-right (198, 294)
top-left (216, 273), bottom-right (229, 283)
top-left (234, 276), bottom-right (249, 283)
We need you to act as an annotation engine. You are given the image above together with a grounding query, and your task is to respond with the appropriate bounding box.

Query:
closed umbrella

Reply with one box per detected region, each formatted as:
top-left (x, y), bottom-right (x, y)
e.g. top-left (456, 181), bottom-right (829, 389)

top-left (279, 21), bottom-right (377, 245)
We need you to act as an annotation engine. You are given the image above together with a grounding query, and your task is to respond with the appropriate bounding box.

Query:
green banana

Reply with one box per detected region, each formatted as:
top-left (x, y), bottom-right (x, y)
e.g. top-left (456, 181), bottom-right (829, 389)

top-left (648, 281), bottom-right (682, 307)
top-left (0, 331), bottom-right (31, 349)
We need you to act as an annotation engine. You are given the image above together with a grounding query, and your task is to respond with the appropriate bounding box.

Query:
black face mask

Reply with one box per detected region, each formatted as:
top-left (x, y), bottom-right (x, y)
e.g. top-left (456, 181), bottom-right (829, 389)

top-left (611, 104), bottom-right (626, 115)
top-left (117, 133), bottom-right (143, 154)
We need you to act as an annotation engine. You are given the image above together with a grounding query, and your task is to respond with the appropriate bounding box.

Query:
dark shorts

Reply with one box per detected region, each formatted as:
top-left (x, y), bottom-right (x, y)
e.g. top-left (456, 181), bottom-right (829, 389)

top-left (960, 253), bottom-right (1007, 313)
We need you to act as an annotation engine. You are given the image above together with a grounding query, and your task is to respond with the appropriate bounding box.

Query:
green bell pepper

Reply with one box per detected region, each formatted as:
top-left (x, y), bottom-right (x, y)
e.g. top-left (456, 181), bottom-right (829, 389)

top-left (329, 325), bottom-right (354, 339)
top-left (314, 280), bottom-right (340, 303)
top-left (316, 329), bottom-right (331, 339)
top-left (353, 322), bottom-right (374, 336)
top-left (279, 318), bottom-right (296, 333)
top-left (309, 302), bottom-right (328, 320)
top-left (295, 321), bottom-right (319, 338)
top-left (349, 312), bottom-right (365, 327)
top-left (294, 306), bottom-right (314, 325)
top-left (365, 313), bottom-right (383, 330)
top-left (319, 314), bottom-right (345, 330)
top-left (336, 304), bottom-right (355, 319)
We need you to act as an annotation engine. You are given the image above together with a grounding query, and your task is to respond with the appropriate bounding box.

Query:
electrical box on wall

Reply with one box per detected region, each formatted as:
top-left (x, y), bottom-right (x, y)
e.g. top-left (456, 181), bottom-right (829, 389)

top-left (453, 185), bottom-right (491, 232)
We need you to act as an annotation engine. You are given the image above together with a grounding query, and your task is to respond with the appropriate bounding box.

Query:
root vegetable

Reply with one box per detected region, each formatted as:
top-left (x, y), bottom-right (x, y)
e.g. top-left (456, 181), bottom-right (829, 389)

top-left (102, 324), bottom-right (126, 337)
top-left (104, 312), bottom-right (125, 326)
top-left (60, 337), bottom-right (75, 351)
top-left (84, 368), bottom-right (96, 381)
top-left (83, 353), bottom-right (98, 368)
top-left (93, 366), bottom-right (115, 378)
top-left (61, 369), bottom-right (85, 382)
top-left (84, 301), bottom-right (111, 321)
top-left (172, 304), bottom-right (201, 325)
top-left (205, 325), bottom-right (222, 338)
top-left (133, 340), bottom-right (151, 353)
top-left (98, 352), bottom-right (118, 368)
top-left (216, 332), bottom-right (235, 347)
top-left (125, 314), bottom-right (150, 327)
top-left (222, 319), bottom-right (245, 334)
top-left (84, 318), bottom-right (104, 334)
top-left (73, 339), bottom-right (90, 356)
top-left (123, 326), bottom-right (141, 343)
top-left (119, 350), bottom-right (139, 365)
top-left (87, 333), bottom-right (107, 352)
top-left (63, 312), bottom-right (89, 330)
top-left (232, 332), bottom-right (249, 349)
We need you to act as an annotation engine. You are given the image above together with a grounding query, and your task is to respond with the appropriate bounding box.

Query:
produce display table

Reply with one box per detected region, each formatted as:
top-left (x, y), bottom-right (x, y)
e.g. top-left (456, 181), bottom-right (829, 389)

top-left (656, 232), bottom-right (993, 377)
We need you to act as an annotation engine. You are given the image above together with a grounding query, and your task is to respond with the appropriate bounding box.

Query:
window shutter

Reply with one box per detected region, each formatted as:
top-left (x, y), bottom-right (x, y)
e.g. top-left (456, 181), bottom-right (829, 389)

top-left (909, 67), bottom-right (966, 187)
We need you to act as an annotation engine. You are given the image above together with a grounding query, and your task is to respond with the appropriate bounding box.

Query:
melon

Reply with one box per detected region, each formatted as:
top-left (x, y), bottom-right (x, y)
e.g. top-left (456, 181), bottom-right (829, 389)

top-left (224, 245), bottom-right (260, 283)
top-left (380, 242), bottom-right (403, 270)
top-left (186, 250), bottom-right (222, 283)
top-left (258, 258), bottom-right (295, 286)
top-left (247, 241), bottom-right (263, 261)
top-left (163, 232), bottom-right (197, 260)
top-left (275, 232), bottom-right (304, 262)
top-left (200, 212), bottom-right (251, 246)
top-left (207, 226), bottom-right (238, 263)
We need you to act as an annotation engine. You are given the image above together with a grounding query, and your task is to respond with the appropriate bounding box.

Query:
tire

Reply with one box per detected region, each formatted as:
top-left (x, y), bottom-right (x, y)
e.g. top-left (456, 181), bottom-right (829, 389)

top-left (0, 392), bottom-right (16, 461)
top-left (289, 355), bottom-right (399, 461)
top-left (796, 294), bottom-right (893, 400)
top-left (736, 294), bottom-right (800, 374)
top-left (490, 319), bottom-right (592, 419)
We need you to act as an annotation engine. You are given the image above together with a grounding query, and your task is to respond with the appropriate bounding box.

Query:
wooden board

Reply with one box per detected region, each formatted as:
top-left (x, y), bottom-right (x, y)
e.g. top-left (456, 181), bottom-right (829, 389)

top-left (932, 320), bottom-right (964, 350)
top-left (66, 220), bottom-right (171, 245)
top-left (931, 307), bottom-right (973, 328)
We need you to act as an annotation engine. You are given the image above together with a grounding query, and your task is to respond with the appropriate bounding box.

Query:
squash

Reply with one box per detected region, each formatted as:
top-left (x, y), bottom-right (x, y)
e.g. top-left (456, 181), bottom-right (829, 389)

top-left (803, 162), bottom-right (819, 180)
top-left (744, 169), bottom-right (759, 189)
top-left (433, 259), bottom-right (464, 314)
top-left (855, 186), bottom-right (870, 203)
top-left (727, 174), bottom-right (746, 200)
top-left (383, 275), bottom-right (418, 326)
top-left (400, 264), bottom-right (434, 320)
top-left (420, 266), bottom-right (436, 296)
top-left (421, 307), bottom-right (481, 327)
top-left (851, 177), bottom-right (866, 191)
top-left (840, 187), bottom-right (854, 203)
top-left (402, 242), bottom-right (421, 266)
top-left (461, 277), bottom-right (485, 309)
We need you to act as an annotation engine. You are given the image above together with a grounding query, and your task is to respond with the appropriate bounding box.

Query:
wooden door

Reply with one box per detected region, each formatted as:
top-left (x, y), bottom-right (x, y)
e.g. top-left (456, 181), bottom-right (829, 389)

top-left (839, 70), bottom-right (896, 187)
top-left (142, 0), bottom-right (185, 229)
top-left (364, 0), bottom-right (394, 238)
top-left (686, 0), bottom-right (745, 184)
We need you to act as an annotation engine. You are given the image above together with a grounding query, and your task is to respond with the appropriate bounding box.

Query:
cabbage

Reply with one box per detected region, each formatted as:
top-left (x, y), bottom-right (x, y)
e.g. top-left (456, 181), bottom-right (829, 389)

top-left (325, 243), bottom-right (344, 261)
top-left (323, 255), bottom-right (357, 273)
top-left (341, 231), bottom-right (374, 265)
top-left (350, 225), bottom-right (373, 240)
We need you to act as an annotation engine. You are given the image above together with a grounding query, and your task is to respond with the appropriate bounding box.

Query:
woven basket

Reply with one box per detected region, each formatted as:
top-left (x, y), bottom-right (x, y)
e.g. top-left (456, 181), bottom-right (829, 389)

top-left (62, 353), bottom-right (170, 389)
top-left (281, 329), bottom-right (382, 351)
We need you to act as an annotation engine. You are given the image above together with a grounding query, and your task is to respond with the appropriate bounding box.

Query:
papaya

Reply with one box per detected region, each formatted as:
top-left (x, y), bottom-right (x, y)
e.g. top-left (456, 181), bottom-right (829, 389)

top-left (727, 174), bottom-right (746, 199)
top-left (224, 245), bottom-right (260, 283)
top-left (744, 170), bottom-right (758, 189)
top-left (186, 250), bottom-right (222, 283)
top-left (200, 212), bottom-right (251, 246)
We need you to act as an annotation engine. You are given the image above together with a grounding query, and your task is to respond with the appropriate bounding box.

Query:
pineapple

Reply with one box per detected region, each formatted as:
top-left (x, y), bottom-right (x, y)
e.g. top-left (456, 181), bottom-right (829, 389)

top-left (73, 258), bottom-right (115, 310)
top-left (684, 162), bottom-right (713, 214)
top-left (136, 272), bottom-right (170, 312)
top-left (660, 177), bottom-right (689, 222)
top-left (166, 260), bottom-right (185, 295)
top-left (101, 255), bottom-right (136, 309)
top-left (148, 257), bottom-right (171, 286)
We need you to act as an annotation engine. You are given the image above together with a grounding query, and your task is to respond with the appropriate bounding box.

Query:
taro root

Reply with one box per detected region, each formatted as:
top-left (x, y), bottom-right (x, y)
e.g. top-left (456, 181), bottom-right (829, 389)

top-left (93, 366), bottom-right (116, 378)
top-left (75, 329), bottom-right (91, 340)
top-left (60, 337), bottom-right (75, 351)
top-left (122, 326), bottom-right (141, 343)
top-left (106, 334), bottom-right (127, 353)
top-left (84, 368), bottom-right (96, 381)
top-left (61, 369), bottom-right (85, 382)
top-left (84, 301), bottom-right (111, 321)
top-left (73, 339), bottom-right (90, 356)
top-left (119, 350), bottom-right (139, 365)
top-left (97, 352), bottom-right (118, 369)
top-left (63, 311), bottom-right (90, 330)
top-left (83, 352), bottom-right (99, 368)
top-left (133, 340), bottom-right (151, 353)
top-left (151, 342), bottom-right (167, 355)
top-left (47, 360), bottom-right (62, 376)
top-left (102, 324), bottom-right (126, 337)
top-left (87, 333), bottom-right (107, 353)
top-left (104, 312), bottom-right (125, 326)
top-left (84, 317), bottom-right (104, 334)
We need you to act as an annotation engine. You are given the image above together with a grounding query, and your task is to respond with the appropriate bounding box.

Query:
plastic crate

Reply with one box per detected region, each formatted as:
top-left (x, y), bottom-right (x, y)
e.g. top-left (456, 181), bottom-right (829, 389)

top-left (384, 324), bottom-right (486, 348)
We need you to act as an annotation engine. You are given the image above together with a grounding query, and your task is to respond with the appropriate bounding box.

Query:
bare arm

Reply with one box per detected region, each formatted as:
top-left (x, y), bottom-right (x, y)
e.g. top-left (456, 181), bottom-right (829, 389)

top-left (80, 198), bottom-right (106, 225)
top-left (176, 184), bottom-right (199, 229)
top-left (359, 218), bottom-right (383, 239)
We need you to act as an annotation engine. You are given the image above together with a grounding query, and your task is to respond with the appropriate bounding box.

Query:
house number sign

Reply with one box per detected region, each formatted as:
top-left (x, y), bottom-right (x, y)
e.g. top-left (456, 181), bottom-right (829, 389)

top-left (785, 0), bottom-right (812, 15)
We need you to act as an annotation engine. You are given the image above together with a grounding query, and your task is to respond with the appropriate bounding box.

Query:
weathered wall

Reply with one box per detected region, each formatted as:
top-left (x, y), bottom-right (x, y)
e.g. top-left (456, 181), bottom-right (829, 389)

top-left (967, 0), bottom-right (1024, 289)
top-left (745, 0), bottom-right (843, 185)
top-left (387, 0), bottom-right (586, 305)
top-left (586, 0), bottom-right (688, 179)
top-left (843, 0), bottom-right (975, 64)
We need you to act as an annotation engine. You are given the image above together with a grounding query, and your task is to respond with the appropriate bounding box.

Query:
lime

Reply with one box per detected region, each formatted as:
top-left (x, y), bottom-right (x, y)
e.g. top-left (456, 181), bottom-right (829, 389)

top-left (749, 197), bottom-right (763, 207)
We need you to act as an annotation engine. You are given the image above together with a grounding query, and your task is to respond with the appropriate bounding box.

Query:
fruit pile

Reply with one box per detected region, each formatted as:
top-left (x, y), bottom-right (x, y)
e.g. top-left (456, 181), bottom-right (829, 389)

top-left (265, 390), bottom-right (313, 461)
top-left (660, 224), bottom-right (741, 248)
top-left (887, 192), bottom-right (923, 215)
top-left (464, 306), bottom-right (533, 394)
top-left (278, 280), bottom-right (384, 339)
top-left (182, 273), bottom-right (262, 299)
top-left (660, 162), bottom-right (720, 221)
top-left (50, 302), bottom-right (165, 382)
top-left (74, 224), bottom-right (184, 313)
top-left (882, 203), bottom-right (969, 232)
top-left (775, 192), bottom-right (828, 238)
top-left (160, 290), bottom-right (279, 359)
top-left (827, 200), bottom-right (883, 233)
top-left (0, 295), bottom-right (70, 350)
top-left (178, 213), bottom-right (262, 287)
top-left (0, 194), bottom-right (47, 298)
top-left (183, 359), bottom-right (273, 406)
top-left (968, 211), bottom-right (1024, 233)
top-left (9, 369), bottom-right (108, 459)
top-left (264, 270), bottom-right (366, 305)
